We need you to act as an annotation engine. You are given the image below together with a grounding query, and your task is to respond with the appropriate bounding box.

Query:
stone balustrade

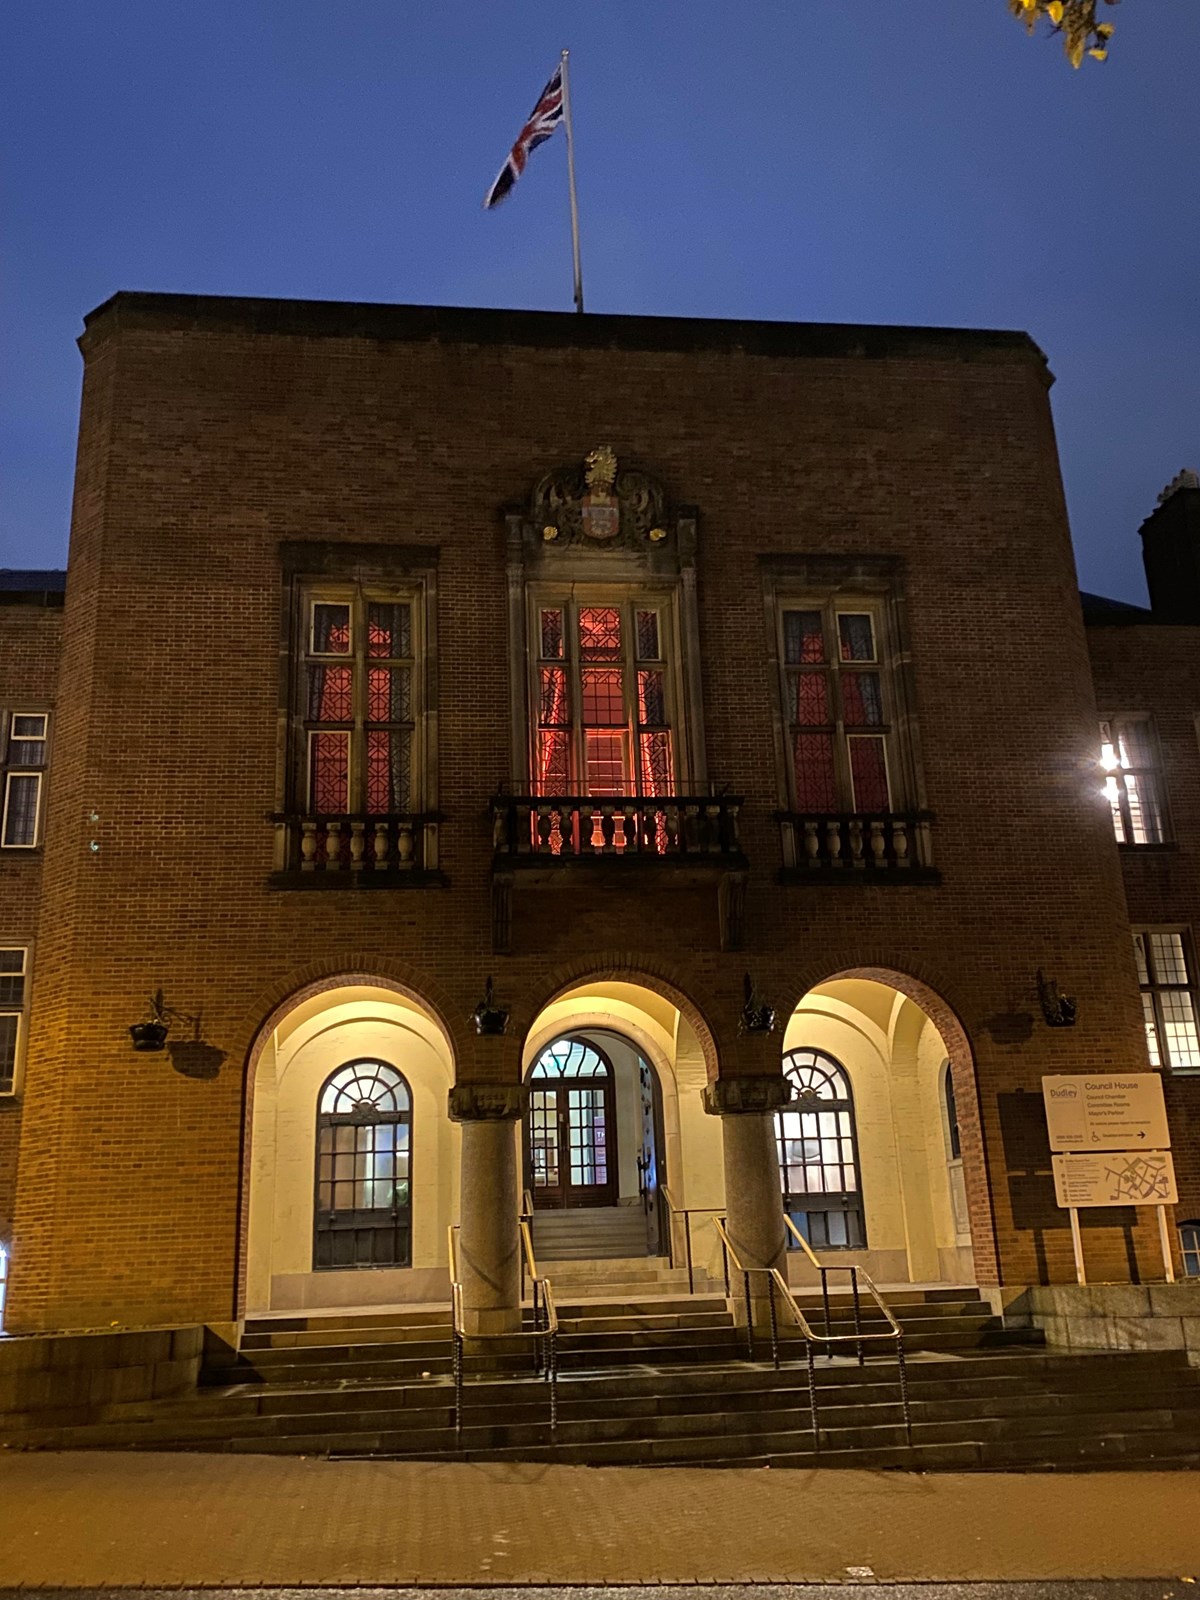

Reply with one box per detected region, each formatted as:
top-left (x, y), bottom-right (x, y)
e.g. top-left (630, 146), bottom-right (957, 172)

top-left (274, 813), bottom-right (439, 878)
top-left (779, 810), bottom-right (937, 881)
top-left (491, 794), bottom-right (745, 862)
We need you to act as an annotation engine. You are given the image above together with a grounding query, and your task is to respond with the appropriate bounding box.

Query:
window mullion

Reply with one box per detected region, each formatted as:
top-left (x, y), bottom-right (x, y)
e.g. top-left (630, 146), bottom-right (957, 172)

top-left (351, 592), bottom-right (366, 814)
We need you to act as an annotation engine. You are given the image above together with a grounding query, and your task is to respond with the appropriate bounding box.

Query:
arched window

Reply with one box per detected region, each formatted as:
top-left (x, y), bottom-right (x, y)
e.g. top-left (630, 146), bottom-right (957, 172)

top-left (314, 1059), bottom-right (412, 1270)
top-left (1180, 1221), bottom-right (1200, 1279)
top-left (776, 1048), bottom-right (865, 1250)
top-left (942, 1059), bottom-right (962, 1160)
top-left (530, 1038), bottom-right (609, 1079)
top-left (526, 1036), bottom-right (616, 1207)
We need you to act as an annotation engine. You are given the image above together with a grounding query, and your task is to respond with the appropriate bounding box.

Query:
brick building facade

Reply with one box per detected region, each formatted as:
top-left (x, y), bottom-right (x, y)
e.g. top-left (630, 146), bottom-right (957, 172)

top-left (0, 293), bottom-right (1195, 1338)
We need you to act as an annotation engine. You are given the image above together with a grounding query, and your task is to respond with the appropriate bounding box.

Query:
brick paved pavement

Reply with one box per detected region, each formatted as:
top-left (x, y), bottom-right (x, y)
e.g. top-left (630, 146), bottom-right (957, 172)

top-left (0, 1455), bottom-right (1198, 1586)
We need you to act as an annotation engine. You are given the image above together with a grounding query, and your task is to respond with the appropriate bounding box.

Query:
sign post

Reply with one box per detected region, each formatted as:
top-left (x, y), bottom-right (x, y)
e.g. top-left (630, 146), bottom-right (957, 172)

top-left (1042, 1074), bottom-right (1175, 1284)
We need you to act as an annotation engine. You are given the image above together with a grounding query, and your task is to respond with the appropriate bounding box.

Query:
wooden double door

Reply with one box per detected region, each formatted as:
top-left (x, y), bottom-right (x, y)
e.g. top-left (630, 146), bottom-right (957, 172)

top-left (528, 1074), bottom-right (617, 1208)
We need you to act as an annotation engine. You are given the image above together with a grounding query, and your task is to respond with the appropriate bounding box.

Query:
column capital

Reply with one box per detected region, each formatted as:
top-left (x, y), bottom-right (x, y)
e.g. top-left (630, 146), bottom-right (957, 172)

top-left (703, 1075), bottom-right (793, 1116)
top-left (448, 1082), bottom-right (528, 1123)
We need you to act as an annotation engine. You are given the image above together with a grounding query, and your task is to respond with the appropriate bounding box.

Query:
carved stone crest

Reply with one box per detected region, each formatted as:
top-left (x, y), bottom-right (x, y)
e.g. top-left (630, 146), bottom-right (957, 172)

top-left (531, 445), bottom-right (670, 549)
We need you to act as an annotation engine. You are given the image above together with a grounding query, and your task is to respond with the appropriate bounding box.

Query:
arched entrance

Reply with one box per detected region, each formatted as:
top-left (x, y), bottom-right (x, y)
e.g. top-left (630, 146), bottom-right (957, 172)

top-left (521, 978), bottom-right (716, 1266)
top-left (244, 981), bottom-right (456, 1312)
top-left (527, 1037), bottom-right (618, 1209)
top-left (782, 971), bottom-right (988, 1286)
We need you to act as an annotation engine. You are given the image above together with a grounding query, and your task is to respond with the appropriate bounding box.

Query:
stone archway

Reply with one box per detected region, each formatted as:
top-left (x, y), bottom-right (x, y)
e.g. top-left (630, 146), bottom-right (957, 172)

top-left (240, 978), bottom-right (457, 1316)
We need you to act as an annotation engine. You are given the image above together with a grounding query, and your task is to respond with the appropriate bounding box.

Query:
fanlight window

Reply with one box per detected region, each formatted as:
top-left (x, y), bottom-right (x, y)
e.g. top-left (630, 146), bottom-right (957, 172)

top-left (320, 1060), bottom-right (411, 1116)
top-left (776, 1047), bottom-right (865, 1250)
top-left (530, 1038), bottom-right (609, 1079)
top-left (314, 1059), bottom-right (412, 1271)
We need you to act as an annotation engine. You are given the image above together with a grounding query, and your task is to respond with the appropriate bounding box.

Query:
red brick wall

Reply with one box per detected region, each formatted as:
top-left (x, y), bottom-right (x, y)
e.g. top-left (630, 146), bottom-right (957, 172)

top-left (0, 600), bottom-right (62, 1240)
top-left (4, 296), bottom-right (1164, 1330)
top-left (1087, 620), bottom-right (1200, 1224)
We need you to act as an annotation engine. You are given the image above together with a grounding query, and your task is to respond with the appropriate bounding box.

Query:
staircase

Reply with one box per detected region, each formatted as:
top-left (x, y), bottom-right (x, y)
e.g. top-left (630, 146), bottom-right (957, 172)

top-left (7, 1286), bottom-right (1200, 1469)
top-left (530, 1206), bottom-right (651, 1260)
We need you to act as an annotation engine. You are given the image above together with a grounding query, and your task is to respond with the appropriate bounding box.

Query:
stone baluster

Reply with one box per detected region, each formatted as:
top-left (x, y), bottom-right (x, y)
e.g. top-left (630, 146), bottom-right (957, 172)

top-left (536, 805), bottom-right (553, 854)
top-left (397, 819), bottom-right (415, 868)
top-left (325, 820), bottom-right (342, 870)
top-left (579, 802), bottom-right (595, 854)
top-left (705, 803), bottom-right (721, 853)
top-left (621, 802), bottom-right (636, 853)
top-left (492, 807), bottom-right (509, 854)
top-left (804, 819), bottom-right (820, 866)
top-left (869, 819), bottom-right (886, 868)
top-left (825, 817), bottom-right (843, 868)
top-left (350, 820), bottom-right (366, 871)
top-left (915, 816), bottom-right (933, 870)
top-left (300, 820), bottom-right (318, 871)
top-left (893, 817), bottom-right (910, 868)
top-left (371, 821), bottom-right (389, 869)
top-left (727, 802), bottom-right (741, 852)
top-left (600, 803), bottom-right (616, 853)
top-left (848, 816), bottom-right (865, 868)
top-left (665, 804), bottom-right (680, 854)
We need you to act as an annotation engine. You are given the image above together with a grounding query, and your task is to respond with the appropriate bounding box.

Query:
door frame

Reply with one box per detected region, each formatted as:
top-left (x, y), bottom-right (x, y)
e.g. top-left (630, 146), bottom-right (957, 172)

top-left (524, 1035), bottom-right (620, 1209)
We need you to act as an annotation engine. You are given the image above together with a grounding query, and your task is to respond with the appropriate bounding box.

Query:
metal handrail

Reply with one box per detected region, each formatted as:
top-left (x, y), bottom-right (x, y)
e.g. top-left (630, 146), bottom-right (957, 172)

top-left (713, 1215), bottom-right (911, 1448)
top-left (447, 1222), bottom-right (559, 1442)
top-left (661, 1185), bottom-right (727, 1294)
top-left (782, 1214), bottom-right (905, 1362)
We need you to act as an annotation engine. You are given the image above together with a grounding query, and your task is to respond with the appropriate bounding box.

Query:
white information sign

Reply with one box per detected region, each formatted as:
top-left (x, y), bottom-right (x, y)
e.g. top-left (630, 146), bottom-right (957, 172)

top-left (1052, 1150), bottom-right (1178, 1209)
top-left (1042, 1074), bottom-right (1170, 1153)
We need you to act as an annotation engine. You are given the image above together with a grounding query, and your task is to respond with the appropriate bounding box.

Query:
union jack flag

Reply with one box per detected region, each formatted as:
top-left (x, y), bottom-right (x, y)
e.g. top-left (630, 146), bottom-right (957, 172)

top-left (484, 65), bottom-right (564, 209)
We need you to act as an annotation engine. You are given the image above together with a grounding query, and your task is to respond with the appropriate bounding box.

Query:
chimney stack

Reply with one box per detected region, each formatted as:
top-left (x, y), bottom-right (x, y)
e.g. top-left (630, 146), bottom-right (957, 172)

top-left (1141, 469), bottom-right (1200, 622)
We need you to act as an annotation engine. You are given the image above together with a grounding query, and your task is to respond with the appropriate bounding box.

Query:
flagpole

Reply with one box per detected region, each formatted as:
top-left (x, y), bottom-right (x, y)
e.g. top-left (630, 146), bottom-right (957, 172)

top-left (560, 48), bottom-right (585, 313)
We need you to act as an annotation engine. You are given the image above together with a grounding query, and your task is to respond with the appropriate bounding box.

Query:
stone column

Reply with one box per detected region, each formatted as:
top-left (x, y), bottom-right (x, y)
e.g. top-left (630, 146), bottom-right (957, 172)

top-left (704, 1075), bottom-right (792, 1322)
top-left (448, 1084), bottom-right (526, 1338)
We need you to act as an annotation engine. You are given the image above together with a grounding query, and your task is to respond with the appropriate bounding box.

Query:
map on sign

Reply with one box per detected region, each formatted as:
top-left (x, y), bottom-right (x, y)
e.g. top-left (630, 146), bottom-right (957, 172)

top-left (1042, 1074), bottom-right (1170, 1152)
top-left (1052, 1150), bottom-right (1178, 1209)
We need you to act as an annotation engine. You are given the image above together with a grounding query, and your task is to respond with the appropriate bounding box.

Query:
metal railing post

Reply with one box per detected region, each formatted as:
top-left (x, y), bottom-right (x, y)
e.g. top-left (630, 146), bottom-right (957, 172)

top-left (851, 1267), bottom-right (865, 1367)
top-left (453, 1330), bottom-right (463, 1440)
top-left (767, 1272), bottom-right (780, 1370)
top-left (685, 1213), bottom-right (694, 1295)
top-left (820, 1266), bottom-right (832, 1340)
top-left (897, 1335), bottom-right (912, 1445)
top-left (743, 1271), bottom-right (755, 1360)
top-left (807, 1341), bottom-right (820, 1453)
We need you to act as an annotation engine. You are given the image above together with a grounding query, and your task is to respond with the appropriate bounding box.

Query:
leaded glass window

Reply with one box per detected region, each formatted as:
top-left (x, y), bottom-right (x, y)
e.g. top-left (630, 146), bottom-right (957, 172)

top-left (532, 597), bottom-right (677, 798)
top-left (1, 712), bottom-right (48, 848)
top-left (302, 588), bottom-right (416, 816)
top-left (0, 949), bottom-right (28, 1096)
top-left (1135, 929), bottom-right (1200, 1071)
top-left (1101, 717), bottom-right (1167, 845)
top-left (778, 602), bottom-right (893, 814)
top-left (776, 1048), bottom-right (865, 1250)
top-left (314, 1059), bottom-right (412, 1270)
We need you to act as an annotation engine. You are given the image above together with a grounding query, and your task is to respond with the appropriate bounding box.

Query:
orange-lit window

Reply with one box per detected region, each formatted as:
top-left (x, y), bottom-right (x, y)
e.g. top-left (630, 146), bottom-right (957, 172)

top-left (533, 600), bottom-right (676, 796)
top-left (779, 603), bottom-right (893, 814)
top-left (301, 589), bottom-right (417, 815)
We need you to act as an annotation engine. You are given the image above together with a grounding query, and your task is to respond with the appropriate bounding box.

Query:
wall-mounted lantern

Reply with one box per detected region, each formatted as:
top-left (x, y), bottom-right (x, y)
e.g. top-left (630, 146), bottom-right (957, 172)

top-left (128, 989), bottom-right (201, 1052)
top-left (472, 976), bottom-right (509, 1037)
top-left (738, 973), bottom-right (776, 1035)
top-left (1037, 969), bottom-right (1078, 1028)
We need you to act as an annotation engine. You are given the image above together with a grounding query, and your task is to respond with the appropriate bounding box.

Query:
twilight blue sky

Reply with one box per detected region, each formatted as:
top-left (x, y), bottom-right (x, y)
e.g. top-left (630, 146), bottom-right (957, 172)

top-left (3, 2), bottom-right (1198, 600)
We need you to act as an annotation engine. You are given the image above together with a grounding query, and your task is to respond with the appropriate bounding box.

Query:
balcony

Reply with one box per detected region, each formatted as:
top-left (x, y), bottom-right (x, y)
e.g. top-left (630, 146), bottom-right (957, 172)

top-left (490, 793), bottom-right (748, 952)
top-left (778, 811), bottom-right (938, 884)
top-left (269, 812), bottom-right (444, 889)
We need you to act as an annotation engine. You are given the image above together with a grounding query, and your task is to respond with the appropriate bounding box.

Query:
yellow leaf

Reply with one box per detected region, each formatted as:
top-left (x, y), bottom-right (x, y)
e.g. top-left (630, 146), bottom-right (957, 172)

top-left (1088, 47), bottom-right (1108, 60)
top-left (1048, 1), bottom-right (1064, 22)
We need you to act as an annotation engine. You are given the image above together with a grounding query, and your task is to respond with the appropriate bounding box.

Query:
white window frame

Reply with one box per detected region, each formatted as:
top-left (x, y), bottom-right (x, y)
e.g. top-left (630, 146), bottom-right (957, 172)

top-left (0, 945), bottom-right (29, 1097)
top-left (1180, 1221), bottom-right (1200, 1279)
top-left (1, 710), bottom-right (49, 849)
top-left (1100, 715), bottom-right (1168, 845)
top-left (298, 585), bottom-right (424, 817)
top-left (773, 595), bottom-right (897, 815)
top-left (1134, 927), bottom-right (1200, 1073)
